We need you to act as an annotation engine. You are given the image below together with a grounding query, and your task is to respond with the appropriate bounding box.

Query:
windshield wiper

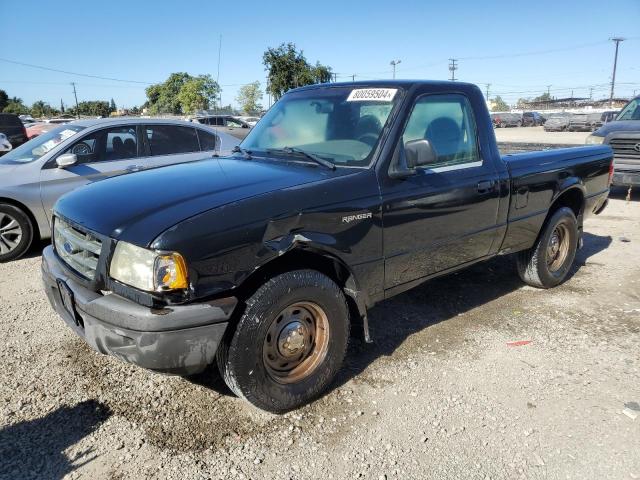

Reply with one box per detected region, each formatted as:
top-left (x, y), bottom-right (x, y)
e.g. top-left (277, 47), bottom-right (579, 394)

top-left (269, 147), bottom-right (335, 170)
top-left (232, 145), bottom-right (252, 159)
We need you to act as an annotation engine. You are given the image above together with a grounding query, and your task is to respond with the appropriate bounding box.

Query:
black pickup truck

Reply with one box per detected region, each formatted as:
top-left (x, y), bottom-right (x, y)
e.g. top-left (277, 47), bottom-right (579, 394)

top-left (42, 81), bottom-right (612, 412)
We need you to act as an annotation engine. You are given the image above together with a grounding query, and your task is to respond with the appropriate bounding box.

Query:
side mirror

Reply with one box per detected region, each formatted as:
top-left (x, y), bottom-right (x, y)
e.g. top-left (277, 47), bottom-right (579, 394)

top-left (404, 139), bottom-right (437, 168)
top-left (56, 153), bottom-right (77, 168)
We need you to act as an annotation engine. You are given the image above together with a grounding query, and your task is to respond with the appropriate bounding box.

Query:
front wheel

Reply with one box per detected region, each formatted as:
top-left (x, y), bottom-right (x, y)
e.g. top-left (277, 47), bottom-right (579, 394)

top-left (517, 207), bottom-right (578, 288)
top-left (0, 204), bottom-right (34, 262)
top-left (217, 269), bottom-right (350, 413)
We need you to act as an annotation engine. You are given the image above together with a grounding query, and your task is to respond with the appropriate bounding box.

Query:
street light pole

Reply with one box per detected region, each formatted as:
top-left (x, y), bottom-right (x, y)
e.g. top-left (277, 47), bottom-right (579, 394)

top-left (390, 59), bottom-right (401, 79)
top-left (609, 37), bottom-right (625, 107)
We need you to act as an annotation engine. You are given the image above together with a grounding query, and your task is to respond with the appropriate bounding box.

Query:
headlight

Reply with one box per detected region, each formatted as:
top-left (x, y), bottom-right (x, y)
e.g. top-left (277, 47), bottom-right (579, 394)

top-left (585, 135), bottom-right (605, 145)
top-left (110, 241), bottom-right (188, 292)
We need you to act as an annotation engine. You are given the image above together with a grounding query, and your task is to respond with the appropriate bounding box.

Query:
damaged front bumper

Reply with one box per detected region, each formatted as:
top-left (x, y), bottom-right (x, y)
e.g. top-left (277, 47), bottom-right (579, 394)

top-left (41, 246), bottom-right (236, 375)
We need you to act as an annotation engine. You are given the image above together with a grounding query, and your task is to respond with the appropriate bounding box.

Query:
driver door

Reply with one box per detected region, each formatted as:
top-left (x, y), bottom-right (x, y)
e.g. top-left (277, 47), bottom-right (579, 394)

top-left (39, 125), bottom-right (143, 224)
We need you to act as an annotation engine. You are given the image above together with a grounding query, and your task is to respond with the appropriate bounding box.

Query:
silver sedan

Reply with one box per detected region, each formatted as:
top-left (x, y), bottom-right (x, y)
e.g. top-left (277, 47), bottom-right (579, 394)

top-left (0, 117), bottom-right (238, 261)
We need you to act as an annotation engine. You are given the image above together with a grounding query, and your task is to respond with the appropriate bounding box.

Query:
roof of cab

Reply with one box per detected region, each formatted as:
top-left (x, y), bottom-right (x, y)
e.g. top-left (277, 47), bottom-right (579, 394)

top-left (289, 79), bottom-right (479, 93)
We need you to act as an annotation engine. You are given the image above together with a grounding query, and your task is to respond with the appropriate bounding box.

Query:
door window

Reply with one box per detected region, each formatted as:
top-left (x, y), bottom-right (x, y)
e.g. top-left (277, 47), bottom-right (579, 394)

top-left (63, 125), bottom-right (138, 163)
top-left (402, 94), bottom-right (480, 169)
top-left (197, 129), bottom-right (219, 151)
top-left (145, 125), bottom-right (199, 155)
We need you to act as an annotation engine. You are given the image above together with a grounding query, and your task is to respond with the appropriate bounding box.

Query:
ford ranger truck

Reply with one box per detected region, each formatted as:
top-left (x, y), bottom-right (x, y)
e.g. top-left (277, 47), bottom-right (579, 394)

top-left (42, 81), bottom-right (613, 413)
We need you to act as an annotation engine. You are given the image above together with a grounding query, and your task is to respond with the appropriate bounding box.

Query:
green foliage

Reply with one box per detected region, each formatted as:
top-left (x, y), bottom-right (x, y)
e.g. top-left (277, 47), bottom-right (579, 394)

top-left (145, 73), bottom-right (220, 115)
top-left (69, 100), bottom-right (112, 117)
top-left (110, 98), bottom-right (117, 112)
top-left (0, 90), bottom-right (8, 112)
top-left (533, 92), bottom-right (552, 102)
top-left (3, 97), bottom-right (28, 115)
top-left (236, 81), bottom-right (263, 114)
top-left (263, 43), bottom-right (332, 99)
top-left (491, 96), bottom-right (510, 112)
top-left (31, 100), bottom-right (59, 118)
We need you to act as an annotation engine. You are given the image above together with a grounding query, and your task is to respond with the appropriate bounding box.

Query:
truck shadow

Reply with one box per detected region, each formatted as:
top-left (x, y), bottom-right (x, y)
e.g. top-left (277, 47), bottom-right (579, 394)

top-left (335, 230), bottom-right (611, 389)
top-left (0, 400), bottom-right (111, 480)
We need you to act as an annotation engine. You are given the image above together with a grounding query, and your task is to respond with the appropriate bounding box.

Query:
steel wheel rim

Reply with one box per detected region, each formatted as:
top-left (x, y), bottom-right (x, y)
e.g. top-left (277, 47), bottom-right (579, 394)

top-left (262, 301), bottom-right (330, 384)
top-left (546, 223), bottom-right (570, 272)
top-left (0, 212), bottom-right (22, 255)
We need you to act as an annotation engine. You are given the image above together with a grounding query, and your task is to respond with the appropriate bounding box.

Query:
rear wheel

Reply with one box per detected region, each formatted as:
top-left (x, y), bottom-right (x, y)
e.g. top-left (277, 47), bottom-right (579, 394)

top-left (0, 204), bottom-right (34, 262)
top-left (217, 269), bottom-right (350, 413)
top-left (517, 207), bottom-right (578, 288)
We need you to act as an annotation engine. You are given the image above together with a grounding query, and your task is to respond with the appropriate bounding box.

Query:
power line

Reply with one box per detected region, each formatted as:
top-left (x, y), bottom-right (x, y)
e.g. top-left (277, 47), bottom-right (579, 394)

top-left (0, 57), bottom-right (153, 84)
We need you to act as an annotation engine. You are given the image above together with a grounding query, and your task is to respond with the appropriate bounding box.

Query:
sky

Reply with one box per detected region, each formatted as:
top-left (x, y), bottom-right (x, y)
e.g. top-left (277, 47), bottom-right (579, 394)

top-left (1, 0), bottom-right (639, 111)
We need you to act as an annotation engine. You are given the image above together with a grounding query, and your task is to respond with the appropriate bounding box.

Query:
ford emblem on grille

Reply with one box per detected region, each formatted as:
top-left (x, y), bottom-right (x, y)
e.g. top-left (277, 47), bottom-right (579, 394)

top-left (63, 241), bottom-right (74, 254)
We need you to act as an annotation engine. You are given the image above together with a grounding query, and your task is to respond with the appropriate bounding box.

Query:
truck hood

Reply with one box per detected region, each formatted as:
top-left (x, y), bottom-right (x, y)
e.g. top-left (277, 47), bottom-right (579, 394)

top-left (594, 120), bottom-right (640, 137)
top-left (54, 156), bottom-right (345, 245)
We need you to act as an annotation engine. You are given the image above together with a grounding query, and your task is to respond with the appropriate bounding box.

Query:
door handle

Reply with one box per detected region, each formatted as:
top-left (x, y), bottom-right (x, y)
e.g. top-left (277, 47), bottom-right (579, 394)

top-left (125, 165), bottom-right (143, 173)
top-left (477, 180), bottom-right (496, 193)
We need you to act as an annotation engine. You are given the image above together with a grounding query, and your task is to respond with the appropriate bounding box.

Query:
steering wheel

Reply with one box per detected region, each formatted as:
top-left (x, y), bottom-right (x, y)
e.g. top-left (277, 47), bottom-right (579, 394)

top-left (71, 142), bottom-right (92, 155)
top-left (357, 133), bottom-right (378, 147)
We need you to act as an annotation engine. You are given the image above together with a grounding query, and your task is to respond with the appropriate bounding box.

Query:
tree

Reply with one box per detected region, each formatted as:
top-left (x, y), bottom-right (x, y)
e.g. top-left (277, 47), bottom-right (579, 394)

top-left (236, 81), bottom-right (263, 114)
top-left (145, 73), bottom-right (220, 115)
top-left (69, 100), bottom-right (111, 117)
top-left (3, 97), bottom-right (28, 115)
top-left (491, 96), bottom-right (510, 112)
top-left (31, 100), bottom-right (59, 118)
top-left (263, 43), bottom-right (332, 99)
top-left (109, 98), bottom-right (117, 112)
top-left (0, 90), bottom-right (8, 112)
top-left (60, 99), bottom-right (65, 113)
top-left (533, 92), bottom-right (552, 102)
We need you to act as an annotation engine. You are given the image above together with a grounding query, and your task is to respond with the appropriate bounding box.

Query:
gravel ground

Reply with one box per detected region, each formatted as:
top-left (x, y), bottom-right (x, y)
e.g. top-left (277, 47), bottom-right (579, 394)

top-left (1, 187), bottom-right (639, 480)
top-left (494, 126), bottom-right (590, 145)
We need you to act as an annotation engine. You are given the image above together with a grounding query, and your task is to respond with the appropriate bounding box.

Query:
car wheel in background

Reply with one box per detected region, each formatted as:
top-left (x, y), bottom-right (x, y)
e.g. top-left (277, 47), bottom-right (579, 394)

top-left (0, 204), bottom-right (34, 262)
top-left (217, 269), bottom-right (350, 413)
top-left (516, 207), bottom-right (578, 289)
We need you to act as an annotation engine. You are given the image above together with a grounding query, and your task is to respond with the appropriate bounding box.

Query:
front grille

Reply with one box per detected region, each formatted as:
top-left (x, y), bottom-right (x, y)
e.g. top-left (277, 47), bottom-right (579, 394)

top-left (53, 217), bottom-right (102, 280)
top-left (609, 138), bottom-right (640, 163)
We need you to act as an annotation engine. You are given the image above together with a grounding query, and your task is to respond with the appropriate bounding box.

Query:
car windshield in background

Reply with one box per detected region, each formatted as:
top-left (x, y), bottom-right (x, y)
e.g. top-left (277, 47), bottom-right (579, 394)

top-left (617, 98), bottom-right (639, 121)
top-left (0, 125), bottom-right (85, 164)
top-left (241, 86), bottom-right (401, 167)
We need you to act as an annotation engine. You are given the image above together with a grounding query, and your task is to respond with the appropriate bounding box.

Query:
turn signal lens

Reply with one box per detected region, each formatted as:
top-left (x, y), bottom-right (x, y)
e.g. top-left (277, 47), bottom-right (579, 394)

top-left (154, 253), bottom-right (188, 290)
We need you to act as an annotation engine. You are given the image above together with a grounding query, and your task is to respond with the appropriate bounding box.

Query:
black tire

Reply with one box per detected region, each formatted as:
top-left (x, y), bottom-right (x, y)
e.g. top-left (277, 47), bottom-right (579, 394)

top-left (0, 203), bottom-right (34, 262)
top-left (217, 269), bottom-right (350, 413)
top-left (517, 207), bottom-right (578, 288)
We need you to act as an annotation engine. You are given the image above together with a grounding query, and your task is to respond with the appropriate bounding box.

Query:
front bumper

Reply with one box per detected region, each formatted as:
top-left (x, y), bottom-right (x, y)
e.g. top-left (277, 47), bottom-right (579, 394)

top-left (42, 246), bottom-right (236, 375)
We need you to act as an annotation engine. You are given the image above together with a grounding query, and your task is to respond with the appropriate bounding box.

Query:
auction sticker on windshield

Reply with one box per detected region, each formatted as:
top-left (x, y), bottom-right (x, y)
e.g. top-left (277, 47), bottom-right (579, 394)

top-left (347, 88), bottom-right (397, 102)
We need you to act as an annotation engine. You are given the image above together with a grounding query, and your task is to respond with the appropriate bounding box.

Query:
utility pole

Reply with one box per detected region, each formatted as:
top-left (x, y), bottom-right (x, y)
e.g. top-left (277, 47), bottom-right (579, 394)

top-left (609, 37), bottom-right (625, 107)
top-left (332, 73), bottom-right (338, 83)
top-left (352, 74), bottom-right (356, 82)
top-left (390, 59), bottom-right (401, 79)
top-left (448, 59), bottom-right (458, 81)
top-left (70, 82), bottom-right (79, 118)
top-left (484, 83), bottom-right (491, 101)
top-left (216, 34), bottom-right (222, 110)
top-left (589, 87), bottom-right (593, 100)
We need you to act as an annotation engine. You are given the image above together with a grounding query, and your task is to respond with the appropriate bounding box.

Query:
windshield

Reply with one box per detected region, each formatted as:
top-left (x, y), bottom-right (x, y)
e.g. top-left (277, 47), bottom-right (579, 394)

top-left (241, 86), bottom-right (401, 167)
top-left (0, 125), bottom-right (85, 164)
top-left (617, 98), bottom-right (640, 121)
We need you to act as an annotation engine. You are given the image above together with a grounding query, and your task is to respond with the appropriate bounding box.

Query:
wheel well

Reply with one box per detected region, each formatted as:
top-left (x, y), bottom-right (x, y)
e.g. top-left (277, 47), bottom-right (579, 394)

top-left (549, 188), bottom-right (584, 220)
top-left (0, 197), bottom-right (41, 241)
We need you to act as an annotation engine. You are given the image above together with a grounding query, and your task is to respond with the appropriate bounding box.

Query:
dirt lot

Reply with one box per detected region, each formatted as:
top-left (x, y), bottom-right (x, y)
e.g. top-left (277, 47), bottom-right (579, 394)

top-left (1, 188), bottom-right (639, 480)
top-left (494, 126), bottom-right (590, 145)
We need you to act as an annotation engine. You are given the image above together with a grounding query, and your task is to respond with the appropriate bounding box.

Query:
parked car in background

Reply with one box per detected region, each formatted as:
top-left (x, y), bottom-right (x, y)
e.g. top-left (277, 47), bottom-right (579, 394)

top-left (600, 110), bottom-right (620, 124)
top-left (26, 122), bottom-right (58, 139)
top-left (567, 113), bottom-right (602, 132)
top-left (544, 112), bottom-right (572, 131)
top-left (0, 118), bottom-right (232, 261)
top-left (522, 111), bottom-right (544, 126)
top-left (0, 113), bottom-right (28, 149)
top-left (586, 96), bottom-right (640, 186)
top-left (491, 112), bottom-right (522, 128)
top-left (236, 116), bottom-right (261, 127)
top-left (45, 118), bottom-right (74, 125)
top-left (0, 133), bottom-right (12, 154)
top-left (190, 114), bottom-right (252, 140)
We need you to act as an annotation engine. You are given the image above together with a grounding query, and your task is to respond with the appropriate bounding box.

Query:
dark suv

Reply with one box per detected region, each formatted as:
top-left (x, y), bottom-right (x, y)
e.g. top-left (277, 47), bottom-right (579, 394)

top-left (522, 111), bottom-right (544, 127)
top-left (0, 114), bottom-right (28, 152)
